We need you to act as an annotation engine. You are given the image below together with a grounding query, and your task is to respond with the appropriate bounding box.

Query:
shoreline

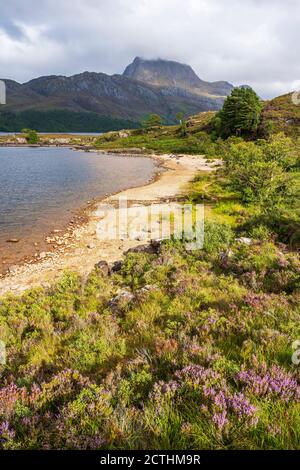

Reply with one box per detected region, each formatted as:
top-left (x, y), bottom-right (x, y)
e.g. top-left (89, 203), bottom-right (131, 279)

top-left (0, 151), bottom-right (219, 296)
top-left (0, 148), bottom-right (161, 277)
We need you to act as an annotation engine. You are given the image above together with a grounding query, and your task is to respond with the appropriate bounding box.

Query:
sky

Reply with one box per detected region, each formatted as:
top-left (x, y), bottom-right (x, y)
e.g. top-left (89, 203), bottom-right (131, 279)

top-left (0, 0), bottom-right (299, 99)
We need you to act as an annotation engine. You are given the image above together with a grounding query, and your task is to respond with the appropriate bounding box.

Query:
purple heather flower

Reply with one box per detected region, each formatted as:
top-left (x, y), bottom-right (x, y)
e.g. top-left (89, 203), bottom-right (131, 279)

top-left (237, 365), bottom-right (300, 402)
top-left (212, 411), bottom-right (228, 431)
top-left (158, 364), bottom-right (258, 433)
top-left (0, 420), bottom-right (15, 440)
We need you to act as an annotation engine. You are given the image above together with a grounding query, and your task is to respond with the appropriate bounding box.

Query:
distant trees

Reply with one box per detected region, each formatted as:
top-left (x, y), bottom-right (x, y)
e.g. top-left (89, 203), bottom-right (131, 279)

top-left (176, 112), bottom-right (184, 124)
top-left (213, 87), bottom-right (262, 138)
top-left (142, 114), bottom-right (162, 129)
top-left (0, 110), bottom-right (140, 133)
top-left (22, 128), bottom-right (39, 144)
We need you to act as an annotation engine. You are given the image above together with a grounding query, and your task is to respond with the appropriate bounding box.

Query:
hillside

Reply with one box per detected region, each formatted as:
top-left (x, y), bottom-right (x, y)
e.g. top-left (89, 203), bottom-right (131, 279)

top-left (262, 93), bottom-right (300, 136)
top-left (92, 110), bottom-right (215, 152)
top-left (0, 58), bottom-right (233, 131)
top-left (93, 88), bottom-right (300, 155)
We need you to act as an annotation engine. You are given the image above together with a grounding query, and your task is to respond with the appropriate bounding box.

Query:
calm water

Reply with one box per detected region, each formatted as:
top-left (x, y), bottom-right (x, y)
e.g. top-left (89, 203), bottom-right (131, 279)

top-left (0, 147), bottom-right (156, 271)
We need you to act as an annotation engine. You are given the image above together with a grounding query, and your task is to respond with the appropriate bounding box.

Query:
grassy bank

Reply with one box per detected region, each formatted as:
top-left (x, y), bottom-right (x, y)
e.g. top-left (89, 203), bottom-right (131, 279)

top-left (94, 112), bottom-right (218, 154)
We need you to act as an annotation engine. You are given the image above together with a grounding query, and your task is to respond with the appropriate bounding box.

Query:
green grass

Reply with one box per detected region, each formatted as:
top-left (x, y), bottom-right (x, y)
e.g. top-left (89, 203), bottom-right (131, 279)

top-left (94, 112), bottom-right (219, 155)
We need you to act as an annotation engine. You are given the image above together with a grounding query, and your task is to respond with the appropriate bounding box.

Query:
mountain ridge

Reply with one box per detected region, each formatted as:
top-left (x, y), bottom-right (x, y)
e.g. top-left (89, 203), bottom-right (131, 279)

top-left (0, 57), bottom-right (234, 130)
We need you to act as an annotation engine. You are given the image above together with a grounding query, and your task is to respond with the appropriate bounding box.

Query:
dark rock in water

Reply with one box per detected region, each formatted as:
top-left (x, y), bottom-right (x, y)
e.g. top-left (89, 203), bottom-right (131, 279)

top-left (95, 260), bottom-right (110, 276)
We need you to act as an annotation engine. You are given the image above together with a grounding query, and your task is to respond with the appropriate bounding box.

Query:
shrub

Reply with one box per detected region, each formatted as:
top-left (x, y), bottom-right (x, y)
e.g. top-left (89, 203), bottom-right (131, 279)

top-left (22, 128), bottom-right (39, 144)
top-left (203, 221), bottom-right (234, 255)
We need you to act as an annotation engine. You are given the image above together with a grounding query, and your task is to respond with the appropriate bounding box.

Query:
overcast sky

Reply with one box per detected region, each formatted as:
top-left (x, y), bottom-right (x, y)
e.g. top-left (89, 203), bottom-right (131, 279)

top-left (0, 0), bottom-right (299, 98)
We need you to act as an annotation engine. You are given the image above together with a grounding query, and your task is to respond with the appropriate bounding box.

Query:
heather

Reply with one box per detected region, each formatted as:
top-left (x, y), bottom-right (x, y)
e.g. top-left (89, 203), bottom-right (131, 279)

top-left (0, 225), bottom-right (299, 449)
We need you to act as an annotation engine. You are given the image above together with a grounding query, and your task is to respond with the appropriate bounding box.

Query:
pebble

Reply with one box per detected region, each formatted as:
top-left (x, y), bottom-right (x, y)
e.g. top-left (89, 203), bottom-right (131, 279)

top-left (236, 237), bottom-right (252, 245)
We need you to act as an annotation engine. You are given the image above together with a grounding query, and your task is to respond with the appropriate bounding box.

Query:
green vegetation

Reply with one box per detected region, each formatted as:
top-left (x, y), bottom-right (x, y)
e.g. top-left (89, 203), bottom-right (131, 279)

top-left (21, 128), bottom-right (39, 144)
top-left (0, 89), bottom-right (300, 450)
top-left (93, 91), bottom-right (300, 155)
top-left (94, 112), bottom-right (223, 154)
top-left (188, 133), bottom-right (300, 247)
top-left (223, 136), bottom-right (298, 206)
top-left (212, 87), bottom-right (263, 138)
top-left (261, 93), bottom-right (300, 137)
top-left (0, 225), bottom-right (299, 449)
top-left (142, 113), bottom-right (163, 128)
top-left (176, 111), bottom-right (188, 136)
top-left (0, 110), bottom-right (140, 133)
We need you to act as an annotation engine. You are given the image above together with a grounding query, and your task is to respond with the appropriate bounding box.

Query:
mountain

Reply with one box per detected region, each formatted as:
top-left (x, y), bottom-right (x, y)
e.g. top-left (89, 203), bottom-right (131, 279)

top-left (123, 57), bottom-right (233, 97)
top-left (0, 58), bottom-right (234, 131)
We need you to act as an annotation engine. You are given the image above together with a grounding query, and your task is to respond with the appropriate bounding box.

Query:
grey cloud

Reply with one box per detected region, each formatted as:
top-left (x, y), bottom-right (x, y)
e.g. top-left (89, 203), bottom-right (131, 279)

top-left (0, 0), bottom-right (299, 98)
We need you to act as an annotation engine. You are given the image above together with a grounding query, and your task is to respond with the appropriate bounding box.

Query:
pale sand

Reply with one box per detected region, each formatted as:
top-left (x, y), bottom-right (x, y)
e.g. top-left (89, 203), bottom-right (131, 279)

top-left (0, 153), bottom-right (219, 296)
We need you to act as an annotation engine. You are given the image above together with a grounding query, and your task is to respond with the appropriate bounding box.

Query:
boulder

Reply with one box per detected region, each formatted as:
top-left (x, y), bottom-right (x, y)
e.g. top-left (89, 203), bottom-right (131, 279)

top-left (118, 131), bottom-right (130, 138)
top-left (126, 244), bottom-right (157, 254)
top-left (15, 137), bottom-right (27, 144)
top-left (109, 290), bottom-right (134, 310)
top-left (110, 260), bottom-right (122, 272)
top-left (150, 238), bottom-right (163, 250)
top-left (94, 260), bottom-right (110, 276)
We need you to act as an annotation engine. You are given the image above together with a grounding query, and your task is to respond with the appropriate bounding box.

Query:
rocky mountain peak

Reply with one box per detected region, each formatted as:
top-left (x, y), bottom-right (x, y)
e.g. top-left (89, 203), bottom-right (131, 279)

top-left (123, 57), bottom-right (204, 89)
top-left (123, 57), bottom-right (233, 97)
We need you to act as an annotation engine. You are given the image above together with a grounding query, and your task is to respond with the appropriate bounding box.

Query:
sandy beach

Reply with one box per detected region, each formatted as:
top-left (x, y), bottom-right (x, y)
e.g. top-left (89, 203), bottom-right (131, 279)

top-left (0, 152), bottom-right (219, 296)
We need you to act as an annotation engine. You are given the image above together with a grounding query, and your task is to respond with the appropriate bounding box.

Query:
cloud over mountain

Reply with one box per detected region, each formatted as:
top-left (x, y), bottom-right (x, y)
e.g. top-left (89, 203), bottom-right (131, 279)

top-left (0, 0), bottom-right (300, 99)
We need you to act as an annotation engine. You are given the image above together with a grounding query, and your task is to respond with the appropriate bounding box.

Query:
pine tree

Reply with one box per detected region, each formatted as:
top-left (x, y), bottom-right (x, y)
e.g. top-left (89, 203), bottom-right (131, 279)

top-left (215, 87), bottom-right (262, 138)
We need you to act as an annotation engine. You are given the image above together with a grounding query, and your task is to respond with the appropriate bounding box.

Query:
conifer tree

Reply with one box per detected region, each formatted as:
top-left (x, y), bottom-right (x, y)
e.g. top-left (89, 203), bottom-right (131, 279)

top-left (214, 87), bottom-right (262, 138)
